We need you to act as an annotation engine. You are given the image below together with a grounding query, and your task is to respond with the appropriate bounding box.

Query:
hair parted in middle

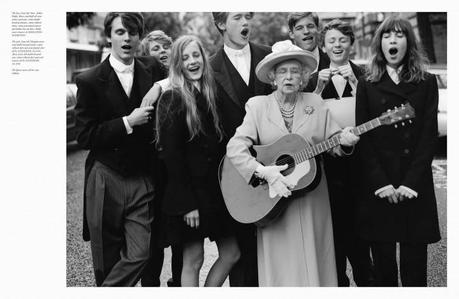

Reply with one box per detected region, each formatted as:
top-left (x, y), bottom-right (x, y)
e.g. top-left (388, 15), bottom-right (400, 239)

top-left (367, 14), bottom-right (429, 83)
top-left (103, 12), bottom-right (144, 39)
top-left (165, 35), bottom-right (223, 141)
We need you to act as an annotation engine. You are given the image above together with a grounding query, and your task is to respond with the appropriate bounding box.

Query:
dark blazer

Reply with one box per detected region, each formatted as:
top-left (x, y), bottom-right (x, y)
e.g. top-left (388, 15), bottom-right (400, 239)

top-left (75, 55), bottom-right (166, 241)
top-left (305, 60), bottom-right (364, 97)
top-left (156, 89), bottom-right (225, 216)
top-left (355, 71), bottom-right (441, 243)
top-left (317, 48), bottom-right (331, 72)
top-left (210, 42), bottom-right (272, 142)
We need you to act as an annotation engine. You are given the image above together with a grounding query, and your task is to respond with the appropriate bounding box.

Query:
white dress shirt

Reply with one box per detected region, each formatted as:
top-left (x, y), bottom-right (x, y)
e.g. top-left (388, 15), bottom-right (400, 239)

top-left (386, 64), bottom-right (403, 85)
top-left (330, 62), bottom-right (356, 98)
top-left (109, 55), bottom-right (135, 134)
top-left (224, 43), bottom-right (251, 86)
top-left (311, 47), bottom-right (320, 73)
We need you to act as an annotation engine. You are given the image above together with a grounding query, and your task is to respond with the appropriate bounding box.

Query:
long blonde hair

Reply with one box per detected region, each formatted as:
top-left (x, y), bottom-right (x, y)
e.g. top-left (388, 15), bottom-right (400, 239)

top-left (159, 35), bottom-right (223, 142)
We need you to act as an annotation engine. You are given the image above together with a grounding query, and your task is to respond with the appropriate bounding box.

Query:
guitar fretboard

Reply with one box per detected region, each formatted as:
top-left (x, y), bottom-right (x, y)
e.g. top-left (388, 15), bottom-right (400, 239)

top-left (292, 118), bottom-right (382, 163)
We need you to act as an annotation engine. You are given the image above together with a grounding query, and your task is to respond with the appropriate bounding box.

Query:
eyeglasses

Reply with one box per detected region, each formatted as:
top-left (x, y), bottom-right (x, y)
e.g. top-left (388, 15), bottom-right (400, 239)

top-left (275, 68), bottom-right (302, 76)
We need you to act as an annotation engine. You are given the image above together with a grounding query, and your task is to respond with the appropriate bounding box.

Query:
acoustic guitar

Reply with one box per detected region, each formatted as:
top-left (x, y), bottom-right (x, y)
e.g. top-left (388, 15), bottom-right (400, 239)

top-left (219, 103), bottom-right (415, 227)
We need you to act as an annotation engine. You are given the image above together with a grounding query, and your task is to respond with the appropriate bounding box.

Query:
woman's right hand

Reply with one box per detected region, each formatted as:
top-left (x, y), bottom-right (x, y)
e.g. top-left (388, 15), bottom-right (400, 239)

top-left (184, 209), bottom-right (200, 228)
top-left (255, 164), bottom-right (295, 198)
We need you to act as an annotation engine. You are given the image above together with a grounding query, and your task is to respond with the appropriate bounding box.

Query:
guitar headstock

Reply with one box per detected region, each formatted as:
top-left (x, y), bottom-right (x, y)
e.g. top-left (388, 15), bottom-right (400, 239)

top-left (379, 103), bottom-right (416, 127)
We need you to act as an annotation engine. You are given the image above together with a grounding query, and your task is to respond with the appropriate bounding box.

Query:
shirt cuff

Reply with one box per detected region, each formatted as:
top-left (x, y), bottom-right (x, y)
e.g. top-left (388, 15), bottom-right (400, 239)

top-left (122, 116), bottom-right (133, 135)
top-left (375, 185), bottom-right (394, 196)
top-left (399, 185), bottom-right (418, 198)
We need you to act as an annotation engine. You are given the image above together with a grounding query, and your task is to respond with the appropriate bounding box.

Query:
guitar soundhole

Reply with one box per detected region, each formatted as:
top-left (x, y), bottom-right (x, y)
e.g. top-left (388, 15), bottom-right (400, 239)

top-left (275, 154), bottom-right (295, 176)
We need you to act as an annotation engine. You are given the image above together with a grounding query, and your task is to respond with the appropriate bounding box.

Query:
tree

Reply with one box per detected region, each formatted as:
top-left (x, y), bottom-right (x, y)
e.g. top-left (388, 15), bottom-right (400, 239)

top-left (142, 12), bottom-right (183, 41)
top-left (66, 12), bottom-right (96, 30)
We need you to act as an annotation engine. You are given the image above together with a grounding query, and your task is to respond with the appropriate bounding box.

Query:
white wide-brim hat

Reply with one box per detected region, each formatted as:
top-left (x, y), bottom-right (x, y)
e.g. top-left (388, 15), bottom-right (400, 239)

top-left (255, 40), bottom-right (318, 84)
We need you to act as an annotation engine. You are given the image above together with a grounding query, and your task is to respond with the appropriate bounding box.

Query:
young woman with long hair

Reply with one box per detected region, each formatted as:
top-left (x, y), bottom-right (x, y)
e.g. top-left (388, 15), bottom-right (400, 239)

top-left (355, 15), bottom-right (440, 286)
top-left (156, 35), bottom-right (240, 287)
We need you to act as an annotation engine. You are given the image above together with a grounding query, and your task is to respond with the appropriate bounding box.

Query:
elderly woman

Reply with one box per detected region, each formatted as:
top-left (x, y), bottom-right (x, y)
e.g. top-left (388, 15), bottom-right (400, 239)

top-left (226, 40), bottom-right (359, 286)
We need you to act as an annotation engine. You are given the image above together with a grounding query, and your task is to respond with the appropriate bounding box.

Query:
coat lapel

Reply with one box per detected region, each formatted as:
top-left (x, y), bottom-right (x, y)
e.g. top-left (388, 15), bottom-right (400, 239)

top-left (250, 42), bottom-right (270, 96)
top-left (375, 72), bottom-right (418, 104)
top-left (98, 57), bottom-right (129, 111)
top-left (292, 93), bottom-right (313, 133)
top-left (132, 57), bottom-right (153, 104)
top-left (213, 49), bottom-right (243, 109)
top-left (266, 94), bottom-right (289, 134)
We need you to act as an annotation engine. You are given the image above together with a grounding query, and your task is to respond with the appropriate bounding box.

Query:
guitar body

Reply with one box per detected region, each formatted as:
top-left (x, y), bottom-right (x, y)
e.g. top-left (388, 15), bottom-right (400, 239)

top-left (219, 134), bottom-right (321, 227)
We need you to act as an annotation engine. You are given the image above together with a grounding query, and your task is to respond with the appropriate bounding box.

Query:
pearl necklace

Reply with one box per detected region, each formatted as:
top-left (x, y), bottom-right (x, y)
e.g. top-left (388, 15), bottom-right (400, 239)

top-left (276, 94), bottom-right (297, 119)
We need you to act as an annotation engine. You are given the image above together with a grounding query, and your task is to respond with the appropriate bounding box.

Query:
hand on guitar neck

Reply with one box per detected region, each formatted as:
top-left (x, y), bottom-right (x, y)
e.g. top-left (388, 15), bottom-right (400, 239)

top-left (255, 164), bottom-right (296, 199)
top-left (339, 126), bottom-right (360, 147)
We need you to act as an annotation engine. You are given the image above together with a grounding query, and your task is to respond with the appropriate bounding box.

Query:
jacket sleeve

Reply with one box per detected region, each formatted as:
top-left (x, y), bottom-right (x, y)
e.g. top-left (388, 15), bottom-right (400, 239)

top-left (226, 99), bottom-right (262, 183)
top-left (355, 78), bottom-right (392, 192)
top-left (401, 74), bottom-right (438, 191)
top-left (75, 75), bottom-right (128, 150)
top-left (157, 90), bottom-right (198, 215)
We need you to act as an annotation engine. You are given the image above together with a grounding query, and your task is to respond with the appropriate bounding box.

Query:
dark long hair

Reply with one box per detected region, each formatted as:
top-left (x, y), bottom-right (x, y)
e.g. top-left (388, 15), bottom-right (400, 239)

top-left (367, 15), bottom-right (429, 83)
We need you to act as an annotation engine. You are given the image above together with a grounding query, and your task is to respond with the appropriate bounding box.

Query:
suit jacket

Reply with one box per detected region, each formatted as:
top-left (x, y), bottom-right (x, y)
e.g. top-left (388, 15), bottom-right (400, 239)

top-left (305, 60), bottom-right (364, 98)
top-left (75, 55), bottom-right (166, 241)
top-left (156, 89), bottom-right (226, 216)
top-left (226, 92), bottom-right (342, 183)
top-left (355, 71), bottom-right (440, 243)
top-left (210, 42), bottom-right (272, 142)
top-left (317, 48), bottom-right (331, 72)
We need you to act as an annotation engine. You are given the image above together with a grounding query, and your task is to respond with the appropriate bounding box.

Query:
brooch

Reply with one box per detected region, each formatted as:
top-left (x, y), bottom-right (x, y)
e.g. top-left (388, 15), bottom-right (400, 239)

top-left (304, 106), bottom-right (314, 115)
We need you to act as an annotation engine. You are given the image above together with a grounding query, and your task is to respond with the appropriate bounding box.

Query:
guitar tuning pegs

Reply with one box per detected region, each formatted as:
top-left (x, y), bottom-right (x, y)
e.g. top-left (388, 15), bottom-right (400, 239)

top-left (409, 120), bottom-right (413, 124)
top-left (402, 122), bottom-right (405, 126)
top-left (387, 109), bottom-right (391, 112)
top-left (401, 103), bottom-right (405, 107)
top-left (394, 124), bottom-right (398, 128)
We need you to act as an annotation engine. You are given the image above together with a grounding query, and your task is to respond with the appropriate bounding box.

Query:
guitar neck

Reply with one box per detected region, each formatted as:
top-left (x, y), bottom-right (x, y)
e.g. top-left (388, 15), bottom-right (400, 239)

top-left (294, 117), bottom-right (382, 162)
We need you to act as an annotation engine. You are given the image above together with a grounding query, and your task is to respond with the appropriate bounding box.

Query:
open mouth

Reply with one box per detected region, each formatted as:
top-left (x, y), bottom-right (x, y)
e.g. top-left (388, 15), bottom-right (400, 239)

top-left (121, 45), bottom-right (132, 50)
top-left (159, 55), bottom-right (168, 62)
top-left (241, 28), bottom-right (249, 38)
top-left (333, 49), bottom-right (343, 54)
top-left (188, 65), bottom-right (200, 72)
top-left (302, 36), bottom-right (313, 42)
top-left (389, 47), bottom-right (398, 55)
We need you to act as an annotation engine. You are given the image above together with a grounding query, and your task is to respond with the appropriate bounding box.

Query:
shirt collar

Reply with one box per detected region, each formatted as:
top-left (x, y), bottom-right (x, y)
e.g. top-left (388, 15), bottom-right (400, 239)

top-left (386, 64), bottom-right (403, 84)
top-left (109, 54), bottom-right (134, 73)
top-left (224, 43), bottom-right (250, 58)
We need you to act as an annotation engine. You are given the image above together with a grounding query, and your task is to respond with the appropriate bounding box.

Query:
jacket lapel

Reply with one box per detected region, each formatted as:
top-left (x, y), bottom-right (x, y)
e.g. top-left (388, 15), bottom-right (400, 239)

top-left (266, 94), bottom-right (289, 134)
top-left (292, 94), bottom-right (312, 133)
top-left (250, 42), bottom-right (270, 96)
top-left (98, 57), bottom-right (129, 111)
top-left (132, 57), bottom-right (153, 104)
top-left (375, 72), bottom-right (417, 104)
top-left (213, 49), bottom-right (243, 109)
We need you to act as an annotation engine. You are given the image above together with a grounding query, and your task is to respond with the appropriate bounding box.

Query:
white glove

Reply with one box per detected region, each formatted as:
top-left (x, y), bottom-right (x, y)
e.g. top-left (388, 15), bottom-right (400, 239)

top-left (339, 127), bottom-right (360, 147)
top-left (256, 164), bottom-right (295, 199)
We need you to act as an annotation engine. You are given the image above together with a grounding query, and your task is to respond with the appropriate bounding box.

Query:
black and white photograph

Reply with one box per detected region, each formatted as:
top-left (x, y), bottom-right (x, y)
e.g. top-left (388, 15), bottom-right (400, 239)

top-left (1, 0), bottom-right (458, 298)
top-left (66, 11), bottom-right (447, 287)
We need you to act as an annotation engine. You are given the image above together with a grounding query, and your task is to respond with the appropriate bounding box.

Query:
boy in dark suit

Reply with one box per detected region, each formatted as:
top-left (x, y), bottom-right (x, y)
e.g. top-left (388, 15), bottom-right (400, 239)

top-left (305, 19), bottom-right (374, 287)
top-left (75, 12), bottom-right (165, 286)
top-left (210, 12), bottom-right (272, 287)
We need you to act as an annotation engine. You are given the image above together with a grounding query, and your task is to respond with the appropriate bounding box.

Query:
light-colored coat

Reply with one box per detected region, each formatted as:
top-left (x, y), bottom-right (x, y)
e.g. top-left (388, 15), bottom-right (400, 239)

top-left (226, 91), bottom-right (342, 286)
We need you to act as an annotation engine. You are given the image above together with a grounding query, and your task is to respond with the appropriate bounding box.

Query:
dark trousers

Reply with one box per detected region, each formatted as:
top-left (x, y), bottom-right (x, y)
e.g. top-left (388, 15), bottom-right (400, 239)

top-left (325, 156), bottom-right (374, 287)
top-left (228, 223), bottom-right (258, 287)
top-left (86, 161), bottom-right (154, 286)
top-left (371, 242), bottom-right (427, 286)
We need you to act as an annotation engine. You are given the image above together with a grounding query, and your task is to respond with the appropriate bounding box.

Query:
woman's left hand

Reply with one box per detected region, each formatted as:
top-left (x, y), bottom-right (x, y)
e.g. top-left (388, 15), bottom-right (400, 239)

top-left (340, 127), bottom-right (359, 147)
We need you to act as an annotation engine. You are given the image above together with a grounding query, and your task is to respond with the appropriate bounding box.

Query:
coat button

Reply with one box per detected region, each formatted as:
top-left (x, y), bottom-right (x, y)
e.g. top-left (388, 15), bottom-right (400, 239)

top-left (207, 158), bottom-right (212, 162)
top-left (381, 98), bottom-right (387, 104)
top-left (404, 149), bottom-right (410, 154)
